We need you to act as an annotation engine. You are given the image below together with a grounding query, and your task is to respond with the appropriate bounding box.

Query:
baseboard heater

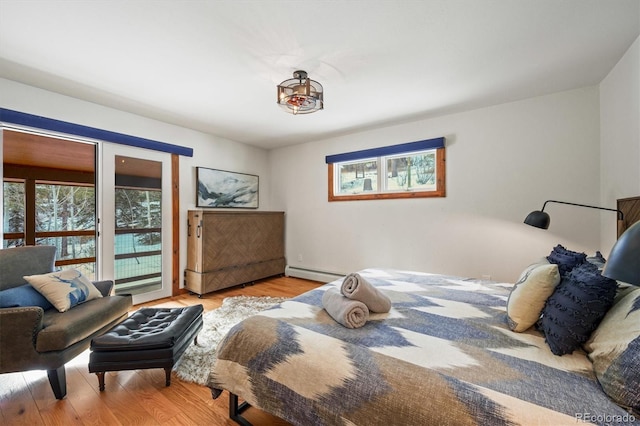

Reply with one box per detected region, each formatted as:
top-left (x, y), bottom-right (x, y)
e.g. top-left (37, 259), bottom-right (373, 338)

top-left (284, 266), bottom-right (345, 283)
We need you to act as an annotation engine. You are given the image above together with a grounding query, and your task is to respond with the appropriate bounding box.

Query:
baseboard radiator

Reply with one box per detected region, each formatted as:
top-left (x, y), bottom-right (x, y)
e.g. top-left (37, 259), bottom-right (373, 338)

top-left (284, 266), bottom-right (345, 283)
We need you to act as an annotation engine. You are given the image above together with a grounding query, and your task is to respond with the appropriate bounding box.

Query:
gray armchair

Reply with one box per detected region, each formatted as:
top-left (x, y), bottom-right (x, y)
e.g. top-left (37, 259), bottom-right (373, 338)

top-left (0, 246), bottom-right (132, 399)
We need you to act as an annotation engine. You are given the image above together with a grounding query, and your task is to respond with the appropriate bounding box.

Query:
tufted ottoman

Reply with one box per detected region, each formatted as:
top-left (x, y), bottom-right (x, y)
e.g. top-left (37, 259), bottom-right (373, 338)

top-left (88, 305), bottom-right (203, 391)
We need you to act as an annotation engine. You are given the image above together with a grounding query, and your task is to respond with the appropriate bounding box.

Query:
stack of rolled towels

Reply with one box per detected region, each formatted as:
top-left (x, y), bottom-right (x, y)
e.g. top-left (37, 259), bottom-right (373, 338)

top-left (322, 272), bottom-right (392, 329)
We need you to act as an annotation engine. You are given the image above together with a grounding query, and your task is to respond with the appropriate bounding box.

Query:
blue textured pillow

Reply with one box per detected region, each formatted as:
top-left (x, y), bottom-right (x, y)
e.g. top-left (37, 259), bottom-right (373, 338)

top-left (546, 244), bottom-right (587, 277)
top-left (0, 284), bottom-right (54, 310)
top-left (538, 262), bottom-right (617, 355)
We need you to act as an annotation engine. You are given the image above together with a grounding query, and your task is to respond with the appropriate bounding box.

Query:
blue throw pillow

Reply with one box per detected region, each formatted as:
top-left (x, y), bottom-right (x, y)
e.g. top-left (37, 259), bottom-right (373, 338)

top-left (546, 244), bottom-right (587, 277)
top-left (0, 284), bottom-right (54, 310)
top-left (538, 262), bottom-right (617, 355)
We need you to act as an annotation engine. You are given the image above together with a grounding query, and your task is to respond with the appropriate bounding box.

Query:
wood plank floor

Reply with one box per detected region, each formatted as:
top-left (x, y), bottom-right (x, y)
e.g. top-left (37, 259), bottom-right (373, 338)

top-left (0, 276), bottom-right (323, 426)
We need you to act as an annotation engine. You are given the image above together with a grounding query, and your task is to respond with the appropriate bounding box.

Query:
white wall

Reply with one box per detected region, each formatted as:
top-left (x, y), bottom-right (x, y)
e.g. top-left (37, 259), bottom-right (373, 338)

top-left (0, 78), bottom-right (271, 286)
top-left (600, 35), bottom-right (640, 251)
top-left (270, 87), bottom-right (603, 283)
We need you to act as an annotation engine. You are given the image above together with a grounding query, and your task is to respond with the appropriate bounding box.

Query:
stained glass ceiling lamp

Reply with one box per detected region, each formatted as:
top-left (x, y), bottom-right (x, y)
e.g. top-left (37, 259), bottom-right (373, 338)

top-left (277, 70), bottom-right (324, 115)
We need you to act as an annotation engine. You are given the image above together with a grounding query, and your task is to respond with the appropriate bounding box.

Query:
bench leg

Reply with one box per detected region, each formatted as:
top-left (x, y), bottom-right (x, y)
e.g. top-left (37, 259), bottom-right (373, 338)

top-left (164, 367), bottom-right (171, 386)
top-left (95, 372), bottom-right (106, 391)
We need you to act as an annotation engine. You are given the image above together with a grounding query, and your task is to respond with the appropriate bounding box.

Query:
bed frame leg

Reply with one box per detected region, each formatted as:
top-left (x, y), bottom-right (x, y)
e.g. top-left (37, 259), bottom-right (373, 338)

top-left (229, 392), bottom-right (252, 426)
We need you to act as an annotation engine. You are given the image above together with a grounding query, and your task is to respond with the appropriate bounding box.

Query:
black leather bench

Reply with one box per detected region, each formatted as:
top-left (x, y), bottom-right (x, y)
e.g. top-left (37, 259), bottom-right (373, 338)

top-left (88, 305), bottom-right (203, 390)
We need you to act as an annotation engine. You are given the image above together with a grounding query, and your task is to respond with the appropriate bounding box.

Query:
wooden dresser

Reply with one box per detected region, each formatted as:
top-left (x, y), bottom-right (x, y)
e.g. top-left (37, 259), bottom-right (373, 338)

top-left (184, 210), bottom-right (286, 296)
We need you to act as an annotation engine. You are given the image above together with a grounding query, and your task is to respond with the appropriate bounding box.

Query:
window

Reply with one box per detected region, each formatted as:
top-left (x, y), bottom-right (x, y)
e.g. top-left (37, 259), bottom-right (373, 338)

top-left (114, 179), bottom-right (163, 295)
top-left (3, 180), bottom-right (25, 247)
top-left (3, 180), bottom-right (97, 277)
top-left (37, 182), bottom-right (96, 277)
top-left (335, 158), bottom-right (379, 195)
top-left (2, 129), bottom-right (97, 278)
top-left (327, 137), bottom-right (446, 201)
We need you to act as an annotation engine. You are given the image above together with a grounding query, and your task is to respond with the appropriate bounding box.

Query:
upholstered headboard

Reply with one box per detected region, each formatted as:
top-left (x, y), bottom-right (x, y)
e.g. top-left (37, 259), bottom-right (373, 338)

top-left (617, 196), bottom-right (640, 237)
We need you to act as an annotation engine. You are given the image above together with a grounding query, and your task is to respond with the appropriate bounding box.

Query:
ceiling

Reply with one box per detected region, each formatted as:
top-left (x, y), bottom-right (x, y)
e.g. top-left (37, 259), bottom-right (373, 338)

top-left (3, 130), bottom-right (161, 179)
top-left (3, 130), bottom-right (95, 173)
top-left (0, 1), bottom-right (638, 150)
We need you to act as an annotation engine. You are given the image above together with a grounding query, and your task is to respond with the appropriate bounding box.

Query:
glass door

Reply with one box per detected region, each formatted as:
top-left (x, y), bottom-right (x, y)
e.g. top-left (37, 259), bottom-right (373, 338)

top-left (100, 143), bottom-right (172, 304)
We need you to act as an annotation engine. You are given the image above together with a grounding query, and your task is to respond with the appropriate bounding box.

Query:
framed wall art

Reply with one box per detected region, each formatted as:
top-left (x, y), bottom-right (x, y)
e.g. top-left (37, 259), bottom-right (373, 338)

top-left (196, 167), bottom-right (259, 208)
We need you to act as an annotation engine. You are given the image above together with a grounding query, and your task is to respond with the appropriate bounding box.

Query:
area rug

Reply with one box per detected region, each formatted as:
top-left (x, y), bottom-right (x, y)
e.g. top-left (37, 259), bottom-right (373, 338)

top-left (173, 295), bottom-right (288, 385)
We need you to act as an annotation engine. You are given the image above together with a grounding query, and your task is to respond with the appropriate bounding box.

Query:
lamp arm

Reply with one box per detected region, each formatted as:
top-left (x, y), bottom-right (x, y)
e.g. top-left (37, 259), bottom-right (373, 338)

top-left (541, 200), bottom-right (624, 220)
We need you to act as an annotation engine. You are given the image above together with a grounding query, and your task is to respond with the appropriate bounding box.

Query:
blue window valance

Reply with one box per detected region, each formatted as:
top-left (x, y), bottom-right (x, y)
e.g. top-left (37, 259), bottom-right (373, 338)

top-left (325, 137), bottom-right (444, 164)
top-left (0, 108), bottom-right (193, 157)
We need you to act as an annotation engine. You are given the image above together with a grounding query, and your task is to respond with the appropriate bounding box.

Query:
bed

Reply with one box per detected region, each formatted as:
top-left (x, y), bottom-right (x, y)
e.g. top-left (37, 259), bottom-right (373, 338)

top-left (207, 264), bottom-right (639, 426)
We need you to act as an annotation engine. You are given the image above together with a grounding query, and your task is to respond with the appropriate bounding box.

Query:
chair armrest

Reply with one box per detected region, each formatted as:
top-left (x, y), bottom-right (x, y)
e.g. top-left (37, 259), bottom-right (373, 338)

top-left (0, 307), bottom-right (45, 372)
top-left (93, 280), bottom-right (115, 297)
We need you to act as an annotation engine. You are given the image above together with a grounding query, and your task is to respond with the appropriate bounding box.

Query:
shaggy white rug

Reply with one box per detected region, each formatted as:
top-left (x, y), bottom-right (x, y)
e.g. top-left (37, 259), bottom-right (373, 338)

top-left (173, 295), bottom-right (288, 385)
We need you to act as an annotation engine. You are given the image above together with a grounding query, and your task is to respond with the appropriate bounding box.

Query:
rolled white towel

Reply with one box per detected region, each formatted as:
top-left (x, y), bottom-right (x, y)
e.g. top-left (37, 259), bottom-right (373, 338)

top-left (322, 288), bottom-right (369, 329)
top-left (340, 273), bottom-right (391, 313)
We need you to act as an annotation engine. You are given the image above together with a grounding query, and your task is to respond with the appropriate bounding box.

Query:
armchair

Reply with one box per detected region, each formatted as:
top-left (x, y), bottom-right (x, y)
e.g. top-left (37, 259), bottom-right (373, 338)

top-left (0, 246), bottom-right (132, 399)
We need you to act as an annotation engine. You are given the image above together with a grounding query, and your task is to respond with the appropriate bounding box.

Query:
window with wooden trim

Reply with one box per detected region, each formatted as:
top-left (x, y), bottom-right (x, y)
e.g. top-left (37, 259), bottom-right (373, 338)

top-left (327, 138), bottom-right (446, 201)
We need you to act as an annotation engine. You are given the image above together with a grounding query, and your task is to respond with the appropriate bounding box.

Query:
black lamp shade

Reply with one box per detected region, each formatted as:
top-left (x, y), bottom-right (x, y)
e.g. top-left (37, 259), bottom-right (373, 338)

top-left (603, 220), bottom-right (640, 286)
top-left (524, 210), bottom-right (550, 229)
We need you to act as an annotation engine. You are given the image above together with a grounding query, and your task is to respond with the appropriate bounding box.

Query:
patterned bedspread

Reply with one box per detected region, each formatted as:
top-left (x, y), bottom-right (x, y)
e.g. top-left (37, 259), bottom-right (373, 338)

top-left (207, 269), bottom-right (635, 425)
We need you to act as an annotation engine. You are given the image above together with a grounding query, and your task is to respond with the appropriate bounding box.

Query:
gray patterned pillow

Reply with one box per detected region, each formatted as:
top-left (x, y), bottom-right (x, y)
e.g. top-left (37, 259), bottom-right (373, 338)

top-left (585, 287), bottom-right (640, 415)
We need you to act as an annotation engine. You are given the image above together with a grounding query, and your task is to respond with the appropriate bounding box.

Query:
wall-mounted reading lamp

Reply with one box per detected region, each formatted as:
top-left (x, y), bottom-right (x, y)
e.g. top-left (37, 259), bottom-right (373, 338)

top-left (524, 199), bottom-right (639, 286)
top-left (523, 200), bottom-right (624, 230)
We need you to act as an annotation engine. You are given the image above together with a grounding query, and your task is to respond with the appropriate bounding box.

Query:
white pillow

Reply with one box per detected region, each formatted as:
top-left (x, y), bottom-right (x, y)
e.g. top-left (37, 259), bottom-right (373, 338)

top-left (24, 269), bottom-right (102, 313)
top-left (506, 262), bottom-right (560, 332)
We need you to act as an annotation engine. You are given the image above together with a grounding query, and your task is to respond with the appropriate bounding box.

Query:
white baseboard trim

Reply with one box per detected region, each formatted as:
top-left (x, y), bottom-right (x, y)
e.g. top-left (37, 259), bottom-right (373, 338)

top-left (284, 266), bottom-right (345, 283)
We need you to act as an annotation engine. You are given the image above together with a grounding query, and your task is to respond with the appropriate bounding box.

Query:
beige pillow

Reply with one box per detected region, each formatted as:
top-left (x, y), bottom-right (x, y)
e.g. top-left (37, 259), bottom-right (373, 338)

top-left (24, 269), bottom-right (102, 313)
top-left (584, 288), bottom-right (640, 413)
top-left (506, 262), bottom-right (560, 332)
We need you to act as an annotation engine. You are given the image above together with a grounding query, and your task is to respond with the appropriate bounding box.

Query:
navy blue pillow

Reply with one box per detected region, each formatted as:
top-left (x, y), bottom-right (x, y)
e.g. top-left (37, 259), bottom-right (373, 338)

top-left (547, 244), bottom-right (587, 277)
top-left (538, 262), bottom-right (617, 355)
top-left (0, 284), bottom-right (54, 310)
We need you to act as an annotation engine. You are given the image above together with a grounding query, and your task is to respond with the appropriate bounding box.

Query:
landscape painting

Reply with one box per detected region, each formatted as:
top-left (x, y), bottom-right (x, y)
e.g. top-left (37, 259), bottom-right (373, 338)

top-left (196, 167), bottom-right (258, 208)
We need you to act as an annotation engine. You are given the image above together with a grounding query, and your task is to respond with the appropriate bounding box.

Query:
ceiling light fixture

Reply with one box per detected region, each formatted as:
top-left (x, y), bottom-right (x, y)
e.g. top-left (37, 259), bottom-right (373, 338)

top-left (277, 70), bottom-right (323, 115)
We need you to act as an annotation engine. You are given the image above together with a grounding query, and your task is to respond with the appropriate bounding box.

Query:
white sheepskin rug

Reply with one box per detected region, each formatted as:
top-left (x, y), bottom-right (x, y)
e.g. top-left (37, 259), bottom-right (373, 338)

top-left (172, 295), bottom-right (288, 385)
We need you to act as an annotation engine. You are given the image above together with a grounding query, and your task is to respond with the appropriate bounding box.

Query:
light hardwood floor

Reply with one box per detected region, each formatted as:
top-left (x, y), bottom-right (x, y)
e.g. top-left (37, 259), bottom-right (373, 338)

top-left (0, 276), bottom-right (323, 426)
